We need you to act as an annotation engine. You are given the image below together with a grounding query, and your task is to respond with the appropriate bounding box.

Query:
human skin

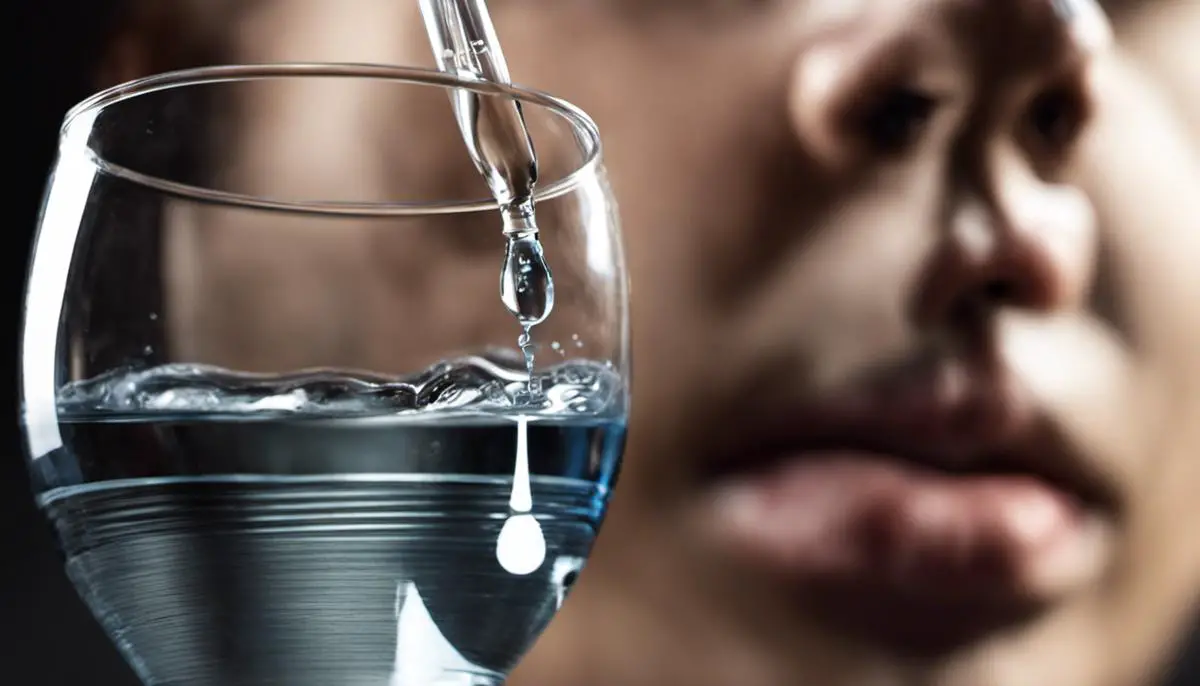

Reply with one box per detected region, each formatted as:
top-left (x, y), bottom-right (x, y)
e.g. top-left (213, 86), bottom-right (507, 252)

top-left (93, 2), bottom-right (1200, 685)
top-left (1103, 0), bottom-right (1200, 138)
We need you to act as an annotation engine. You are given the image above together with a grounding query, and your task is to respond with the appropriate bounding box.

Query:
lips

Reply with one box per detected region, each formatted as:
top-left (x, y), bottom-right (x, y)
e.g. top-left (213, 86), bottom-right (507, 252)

top-left (701, 358), bottom-right (1118, 654)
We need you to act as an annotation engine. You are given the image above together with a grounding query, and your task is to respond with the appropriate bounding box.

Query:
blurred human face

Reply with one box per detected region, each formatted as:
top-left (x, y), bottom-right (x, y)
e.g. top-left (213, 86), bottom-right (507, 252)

top-left (491, 3), bottom-right (1200, 685)
top-left (113, 0), bottom-right (1200, 685)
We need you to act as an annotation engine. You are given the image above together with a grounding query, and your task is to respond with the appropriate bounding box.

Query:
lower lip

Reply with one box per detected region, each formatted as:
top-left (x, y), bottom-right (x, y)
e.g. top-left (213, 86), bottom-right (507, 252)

top-left (706, 452), bottom-right (1111, 653)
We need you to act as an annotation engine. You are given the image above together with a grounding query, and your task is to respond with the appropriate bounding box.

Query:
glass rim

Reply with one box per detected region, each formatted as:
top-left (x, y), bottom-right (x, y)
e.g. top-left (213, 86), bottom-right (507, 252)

top-left (61, 62), bottom-right (604, 216)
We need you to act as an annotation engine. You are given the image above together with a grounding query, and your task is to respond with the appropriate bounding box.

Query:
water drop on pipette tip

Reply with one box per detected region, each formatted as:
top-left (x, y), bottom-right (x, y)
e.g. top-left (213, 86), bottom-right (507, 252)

top-left (501, 233), bottom-right (555, 327)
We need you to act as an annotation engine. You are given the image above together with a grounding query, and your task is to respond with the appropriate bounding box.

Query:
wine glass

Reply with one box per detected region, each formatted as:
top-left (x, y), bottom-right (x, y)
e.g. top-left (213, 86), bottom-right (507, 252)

top-left (19, 63), bottom-right (628, 686)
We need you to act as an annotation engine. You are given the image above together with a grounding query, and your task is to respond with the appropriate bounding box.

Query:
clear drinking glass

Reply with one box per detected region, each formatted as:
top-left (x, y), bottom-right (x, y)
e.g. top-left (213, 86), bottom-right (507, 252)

top-left (19, 64), bottom-right (628, 686)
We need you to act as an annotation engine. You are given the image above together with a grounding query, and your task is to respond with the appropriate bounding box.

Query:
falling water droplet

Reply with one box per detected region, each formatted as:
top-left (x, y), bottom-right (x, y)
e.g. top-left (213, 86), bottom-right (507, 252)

top-left (496, 417), bottom-right (546, 575)
top-left (517, 327), bottom-right (536, 380)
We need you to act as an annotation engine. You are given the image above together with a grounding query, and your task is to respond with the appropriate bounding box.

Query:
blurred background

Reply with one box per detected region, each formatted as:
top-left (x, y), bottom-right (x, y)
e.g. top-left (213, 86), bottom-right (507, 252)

top-left (5, 2), bottom-right (1200, 685)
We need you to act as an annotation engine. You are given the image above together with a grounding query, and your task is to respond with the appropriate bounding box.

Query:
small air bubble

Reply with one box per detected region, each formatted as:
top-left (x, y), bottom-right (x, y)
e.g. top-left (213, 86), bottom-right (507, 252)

top-left (148, 313), bottom-right (158, 321)
top-left (550, 341), bottom-right (561, 351)
top-left (143, 346), bottom-right (153, 355)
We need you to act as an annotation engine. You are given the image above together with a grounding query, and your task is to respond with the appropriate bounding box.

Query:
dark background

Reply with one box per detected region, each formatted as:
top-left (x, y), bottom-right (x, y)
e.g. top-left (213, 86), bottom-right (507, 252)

top-left (4, 4), bottom-right (1198, 685)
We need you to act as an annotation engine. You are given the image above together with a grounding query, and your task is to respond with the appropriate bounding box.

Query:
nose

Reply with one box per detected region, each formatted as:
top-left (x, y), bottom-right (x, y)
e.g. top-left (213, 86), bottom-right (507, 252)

top-left (912, 156), bottom-right (1098, 327)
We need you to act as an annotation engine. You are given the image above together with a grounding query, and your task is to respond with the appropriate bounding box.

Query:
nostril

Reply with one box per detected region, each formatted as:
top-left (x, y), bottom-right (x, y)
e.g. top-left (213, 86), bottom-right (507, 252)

top-left (945, 279), bottom-right (1019, 328)
top-left (982, 279), bottom-right (1017, 304)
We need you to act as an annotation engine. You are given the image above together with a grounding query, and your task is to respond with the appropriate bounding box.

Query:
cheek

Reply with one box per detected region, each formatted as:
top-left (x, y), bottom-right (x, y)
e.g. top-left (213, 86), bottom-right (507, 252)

top-left (1090, 196), bottom-right (1200, 382)
top-left (1085, 187), bottom-right (1200, 567)
top-left (1080, 57), bottom-right (1200, 383)
top-left (722, 187), bottom-right (939, 394)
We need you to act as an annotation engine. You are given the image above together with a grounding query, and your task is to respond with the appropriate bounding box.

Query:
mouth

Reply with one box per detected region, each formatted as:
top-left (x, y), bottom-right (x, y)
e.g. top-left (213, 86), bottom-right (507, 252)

top-left (700, 361), bottom-right (1120, 655)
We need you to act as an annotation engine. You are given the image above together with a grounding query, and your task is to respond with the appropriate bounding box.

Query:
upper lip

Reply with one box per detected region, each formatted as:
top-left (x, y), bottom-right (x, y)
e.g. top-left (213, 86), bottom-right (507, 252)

top-left (705, 356), bottom-right (1122, 515)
